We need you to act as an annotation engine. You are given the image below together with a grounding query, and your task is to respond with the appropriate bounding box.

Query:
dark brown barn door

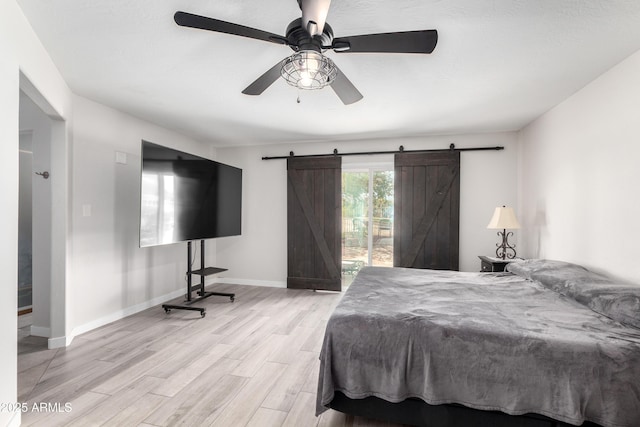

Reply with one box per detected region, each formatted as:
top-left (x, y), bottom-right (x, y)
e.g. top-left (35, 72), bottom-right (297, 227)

top-left (287, 157), bottom-right (342, 291)
top-left (393, 152), bottom-right (460, 270)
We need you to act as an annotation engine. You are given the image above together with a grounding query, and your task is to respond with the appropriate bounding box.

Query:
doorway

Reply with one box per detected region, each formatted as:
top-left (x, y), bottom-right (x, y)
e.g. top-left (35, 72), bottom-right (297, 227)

top-left (18, 91), bottom-right (54, 341)
top-left (18, 74), bottom-right (68, 349)
top-left (341, 167), bottom-right (394, 284)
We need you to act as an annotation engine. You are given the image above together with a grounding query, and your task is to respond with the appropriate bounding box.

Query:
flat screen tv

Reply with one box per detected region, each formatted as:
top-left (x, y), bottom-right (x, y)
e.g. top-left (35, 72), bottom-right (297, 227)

top-left (139, 140), bottom-right (242, 247)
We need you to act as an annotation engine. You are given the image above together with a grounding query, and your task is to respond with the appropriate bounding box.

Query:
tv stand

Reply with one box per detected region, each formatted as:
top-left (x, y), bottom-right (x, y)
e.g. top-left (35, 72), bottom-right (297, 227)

top-left (162, 240), bottom-right (235, 317)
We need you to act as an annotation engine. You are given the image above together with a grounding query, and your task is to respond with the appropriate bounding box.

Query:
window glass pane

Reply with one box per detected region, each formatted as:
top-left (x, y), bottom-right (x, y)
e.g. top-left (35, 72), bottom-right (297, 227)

top-left (342, 169), bottom-right (394, 285)
top-left (342, 171), bottom-right (369, 270)
top-left (371, 171), bottom-right (393, 267)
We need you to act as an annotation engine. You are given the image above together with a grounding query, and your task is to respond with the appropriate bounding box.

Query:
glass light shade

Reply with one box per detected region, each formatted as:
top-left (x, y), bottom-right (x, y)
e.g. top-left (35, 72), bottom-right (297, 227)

top-left (281, 50), bottom-right (337, 90)
top-left (487, 206), bottom-right (521, 229)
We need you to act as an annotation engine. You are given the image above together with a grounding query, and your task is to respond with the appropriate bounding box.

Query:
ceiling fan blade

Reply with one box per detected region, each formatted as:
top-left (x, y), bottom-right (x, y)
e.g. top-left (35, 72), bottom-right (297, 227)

top-left (242, 61), bottom-right (284, 96)
top-left (330, 66), bottom-right (363, 105)
top-left (332, 30), bottom-right (438, 54)
top-left (299, 0), bottom-right (331, 36)
top-left (174, 11), bottom-right (288, 45)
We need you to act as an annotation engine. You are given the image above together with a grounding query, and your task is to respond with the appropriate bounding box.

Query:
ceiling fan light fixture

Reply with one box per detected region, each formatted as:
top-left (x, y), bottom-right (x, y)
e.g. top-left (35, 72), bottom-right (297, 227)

top-left (281, 50), bottom-right (337, 90)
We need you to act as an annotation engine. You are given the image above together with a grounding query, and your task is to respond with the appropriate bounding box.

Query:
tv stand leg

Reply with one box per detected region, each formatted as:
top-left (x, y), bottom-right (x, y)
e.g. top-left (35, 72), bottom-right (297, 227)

top-left (200, 291), bottom-right (235, 302)
top-left (162, 304), bottom-right (206, 318)
top-left (162, 240), bottom-right (236, 317)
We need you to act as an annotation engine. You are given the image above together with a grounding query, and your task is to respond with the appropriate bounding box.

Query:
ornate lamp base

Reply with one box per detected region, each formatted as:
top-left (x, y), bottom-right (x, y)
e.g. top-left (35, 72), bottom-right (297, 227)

top-left (495, 229), bottom-right (517, 260)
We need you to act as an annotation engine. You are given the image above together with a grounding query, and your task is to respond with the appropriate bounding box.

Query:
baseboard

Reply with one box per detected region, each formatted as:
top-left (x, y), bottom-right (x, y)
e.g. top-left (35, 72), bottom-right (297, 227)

top-left (30, 325), bottom-right (51, 338)
top-left (48, 335), bottom-right (71, 349)
top-left (51, 288), bottom-right (186, 348)
top-left (213, 277), bottom-right (287, 288)
top-left (40, 282), bottom-right (286, 349)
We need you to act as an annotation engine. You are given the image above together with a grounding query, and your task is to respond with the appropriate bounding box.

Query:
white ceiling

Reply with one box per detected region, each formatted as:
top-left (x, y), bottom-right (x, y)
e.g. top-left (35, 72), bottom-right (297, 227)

top-left (16, 0), bottom-right (640, 147)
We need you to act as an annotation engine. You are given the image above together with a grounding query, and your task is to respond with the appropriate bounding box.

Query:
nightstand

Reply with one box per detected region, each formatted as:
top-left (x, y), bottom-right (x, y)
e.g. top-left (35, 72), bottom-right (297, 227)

top-left (478, 255), bottom-right (512, 272)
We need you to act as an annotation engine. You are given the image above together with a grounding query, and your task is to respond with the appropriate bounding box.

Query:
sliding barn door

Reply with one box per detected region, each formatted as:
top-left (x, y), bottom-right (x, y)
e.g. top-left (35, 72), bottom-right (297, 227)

top-left (394, 152), bottom-right (460, 270)
top-left (287, 157), bottom-right (342, 291)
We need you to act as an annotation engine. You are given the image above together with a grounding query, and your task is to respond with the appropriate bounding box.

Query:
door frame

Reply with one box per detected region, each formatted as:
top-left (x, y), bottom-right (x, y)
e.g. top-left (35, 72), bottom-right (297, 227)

top-left (19, 73), bottom-right (69, 348)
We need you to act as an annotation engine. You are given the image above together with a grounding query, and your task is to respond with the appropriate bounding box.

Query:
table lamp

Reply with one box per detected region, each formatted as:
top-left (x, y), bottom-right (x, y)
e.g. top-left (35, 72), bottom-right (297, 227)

top-left (487, 206), bottom-right (520, 259)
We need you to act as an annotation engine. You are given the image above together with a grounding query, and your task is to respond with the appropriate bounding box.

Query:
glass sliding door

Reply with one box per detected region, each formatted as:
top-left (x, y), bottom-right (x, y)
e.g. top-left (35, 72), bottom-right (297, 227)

top-left (342, 167), bottom-right (393, 284)
top-left (371, 170), bottom-right (393, 267)
top-left (342, 171), bottom-right (369, 277)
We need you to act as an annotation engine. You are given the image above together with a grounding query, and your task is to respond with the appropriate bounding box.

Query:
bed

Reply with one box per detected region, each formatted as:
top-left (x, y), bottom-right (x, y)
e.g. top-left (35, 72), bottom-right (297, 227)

top-left (316, 260), bottom-right (640, 427)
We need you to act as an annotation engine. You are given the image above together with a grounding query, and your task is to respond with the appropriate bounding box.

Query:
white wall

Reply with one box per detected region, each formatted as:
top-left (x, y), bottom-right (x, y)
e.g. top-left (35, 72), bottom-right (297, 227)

top-left (519, 48), bottom-right (640, 284)
top-left (216, 132), bottom-right (519, 285)
top-left (67, 95), bottom-right (217, 336)
top-left (0, 54), bottom-right (21, 427)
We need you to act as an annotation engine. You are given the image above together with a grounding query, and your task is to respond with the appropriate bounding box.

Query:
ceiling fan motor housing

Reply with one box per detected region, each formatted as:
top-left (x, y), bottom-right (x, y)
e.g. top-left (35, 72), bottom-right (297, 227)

top-left (286, 18), bottom-right (333, 52)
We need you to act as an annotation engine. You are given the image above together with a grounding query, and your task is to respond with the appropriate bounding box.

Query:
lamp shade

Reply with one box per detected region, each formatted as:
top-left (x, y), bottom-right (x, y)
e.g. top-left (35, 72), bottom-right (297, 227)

top-left (487, 206), bottom-right (521, 229)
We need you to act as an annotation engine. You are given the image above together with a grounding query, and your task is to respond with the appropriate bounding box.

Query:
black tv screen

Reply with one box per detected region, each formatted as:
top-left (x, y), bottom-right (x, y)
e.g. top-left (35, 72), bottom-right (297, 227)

top-left (139, 140), bottom-right (242, 247)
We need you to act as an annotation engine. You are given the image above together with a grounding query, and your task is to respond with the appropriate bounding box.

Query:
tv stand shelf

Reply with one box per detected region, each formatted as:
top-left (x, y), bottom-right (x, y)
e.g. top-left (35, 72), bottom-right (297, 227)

top-left (191, 267), bottom-right (228, 276)
top-left (162, 240), bottom-right (235, 318)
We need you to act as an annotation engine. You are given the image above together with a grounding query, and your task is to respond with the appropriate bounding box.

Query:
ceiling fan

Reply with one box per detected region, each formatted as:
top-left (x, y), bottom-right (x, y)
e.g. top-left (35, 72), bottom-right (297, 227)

top-left (174, 0), bottom-right (438, 105)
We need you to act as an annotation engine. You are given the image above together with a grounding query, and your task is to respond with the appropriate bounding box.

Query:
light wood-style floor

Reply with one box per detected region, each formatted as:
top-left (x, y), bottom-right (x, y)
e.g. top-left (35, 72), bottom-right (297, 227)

top-left (18, 283), bottom-right (407, 426)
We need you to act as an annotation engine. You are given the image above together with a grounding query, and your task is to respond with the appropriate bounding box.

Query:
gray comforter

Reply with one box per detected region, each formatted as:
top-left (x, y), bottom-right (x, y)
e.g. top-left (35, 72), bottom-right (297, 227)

top-left (316, 266), bottom-right (640, 427)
